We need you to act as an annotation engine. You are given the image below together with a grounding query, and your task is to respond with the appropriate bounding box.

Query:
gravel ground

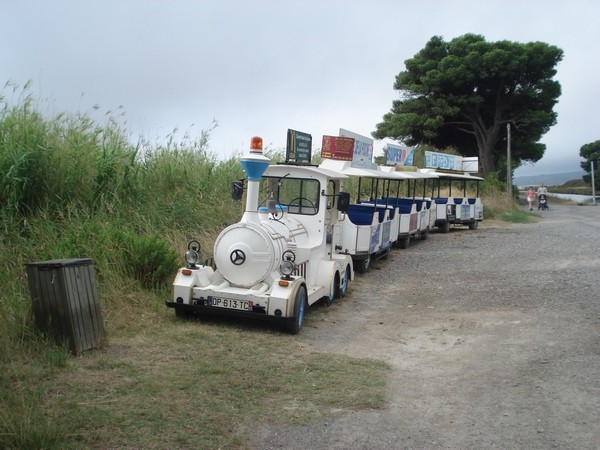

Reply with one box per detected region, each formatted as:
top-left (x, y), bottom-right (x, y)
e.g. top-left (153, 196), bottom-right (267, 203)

top-left (251, 203), bottom-right (600, 449)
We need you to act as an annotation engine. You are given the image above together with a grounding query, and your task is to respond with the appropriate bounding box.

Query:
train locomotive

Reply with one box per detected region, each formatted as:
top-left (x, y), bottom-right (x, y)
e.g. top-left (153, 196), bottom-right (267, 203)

top-left (165, 137), bottom-right (354, 333)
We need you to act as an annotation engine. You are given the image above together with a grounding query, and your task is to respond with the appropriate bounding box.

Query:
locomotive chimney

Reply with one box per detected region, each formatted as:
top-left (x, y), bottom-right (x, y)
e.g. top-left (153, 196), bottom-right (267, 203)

top-left (240, 136), bottom-right (270, 222)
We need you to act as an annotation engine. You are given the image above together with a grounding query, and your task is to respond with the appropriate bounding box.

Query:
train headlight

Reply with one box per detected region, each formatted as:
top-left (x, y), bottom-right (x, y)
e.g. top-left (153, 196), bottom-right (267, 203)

top-left (279, 260), bottom-right (295, 277)
top-left (185, 250), bottom-right (199, 268)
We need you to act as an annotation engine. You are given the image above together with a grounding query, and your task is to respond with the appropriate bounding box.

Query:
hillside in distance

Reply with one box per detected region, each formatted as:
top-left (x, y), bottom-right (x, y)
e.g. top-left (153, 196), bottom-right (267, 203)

top-left (514, 171), bottom-right (585, 187)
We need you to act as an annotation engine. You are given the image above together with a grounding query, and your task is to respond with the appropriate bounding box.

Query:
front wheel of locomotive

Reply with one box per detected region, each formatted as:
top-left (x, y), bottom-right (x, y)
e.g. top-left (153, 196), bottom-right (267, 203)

top-left (326, 273), bottom-right (339, 306)
top-left (340, 265), bottom-right (350, 296)
top-left (286, 285), bottom-right (307, 334)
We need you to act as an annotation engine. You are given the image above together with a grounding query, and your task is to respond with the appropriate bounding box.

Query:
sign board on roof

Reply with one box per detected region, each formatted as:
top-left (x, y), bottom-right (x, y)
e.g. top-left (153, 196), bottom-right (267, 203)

top-left (425, 150), bottom-right (463, 171)
top-left (286, 129), bottom-right (312, 164)
top-left (385, 143), bottom-right (415, 166)
top-left (424, 151), bottom-right (480, 173)
top-left (462, 157), bottom-right (479, 172)
top-left (339, 128), bottom-right (374, 169)
top-left (321, 135), bottom-right (355, 161)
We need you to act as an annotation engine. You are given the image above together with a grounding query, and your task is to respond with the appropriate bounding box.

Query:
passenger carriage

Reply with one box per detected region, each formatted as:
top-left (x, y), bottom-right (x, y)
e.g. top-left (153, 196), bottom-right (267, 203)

top-left (377, 167), bottom-right (438, 248)
top-left (423, 169), bottom-right (484, 232)
top-left (318, 159), bottom-right (396, 273)
top-left (166, 137), bottom-right (354, 333)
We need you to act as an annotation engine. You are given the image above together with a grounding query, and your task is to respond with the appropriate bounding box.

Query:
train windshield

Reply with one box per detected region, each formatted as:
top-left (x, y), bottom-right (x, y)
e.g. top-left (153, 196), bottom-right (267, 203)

top-left (262, 176), bottom-right (320, 215)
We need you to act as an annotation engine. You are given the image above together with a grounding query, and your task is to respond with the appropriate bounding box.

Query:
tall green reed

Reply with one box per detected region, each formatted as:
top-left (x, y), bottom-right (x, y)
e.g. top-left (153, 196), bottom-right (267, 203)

top-left (1, 84), bottom-right (244, 356)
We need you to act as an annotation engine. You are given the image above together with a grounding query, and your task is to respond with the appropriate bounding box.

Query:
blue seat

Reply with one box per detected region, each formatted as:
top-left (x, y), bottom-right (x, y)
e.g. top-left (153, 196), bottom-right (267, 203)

top-left (379, 197), bottom-right (414, 214)
top-left (347, 204), bottom-right (376, 225)
top-left (373, 199), bottom-right (397, 219)
top-left (375, 206), bottom-right (388, 222)
top-left (398, 204), bottom-right (412, 214)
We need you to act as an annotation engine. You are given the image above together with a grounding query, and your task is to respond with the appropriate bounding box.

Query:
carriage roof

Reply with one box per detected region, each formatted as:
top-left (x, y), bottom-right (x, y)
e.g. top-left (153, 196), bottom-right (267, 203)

top-left (418, 169), bottom-right (484, 181)
top-left (264, 162), bottom-right (348, 180)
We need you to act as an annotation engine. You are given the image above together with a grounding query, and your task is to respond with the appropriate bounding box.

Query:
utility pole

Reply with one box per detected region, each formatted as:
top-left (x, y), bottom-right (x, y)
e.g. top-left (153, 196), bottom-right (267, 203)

top-left (506, 123), bottom-right (512, 197)
top-left (592, 160), bottom-right (596, 206)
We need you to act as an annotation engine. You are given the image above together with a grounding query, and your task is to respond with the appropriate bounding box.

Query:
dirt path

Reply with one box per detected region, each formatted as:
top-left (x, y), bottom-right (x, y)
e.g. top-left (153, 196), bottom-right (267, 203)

top-left (252, 204), bottom-right (600, 449)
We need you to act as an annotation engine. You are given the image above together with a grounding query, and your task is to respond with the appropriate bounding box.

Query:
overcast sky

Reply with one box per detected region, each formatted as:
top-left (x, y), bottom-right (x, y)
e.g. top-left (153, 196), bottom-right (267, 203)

top-left (2, 0), bottom-right (599, 176)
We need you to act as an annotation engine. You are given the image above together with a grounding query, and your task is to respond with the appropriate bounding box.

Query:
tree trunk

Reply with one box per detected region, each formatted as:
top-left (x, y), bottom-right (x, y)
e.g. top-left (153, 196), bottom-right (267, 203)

top-left (469, 112), bottom-right (501, 177)
top-left (475, 122), bottom-right (502, 176)
top-left (479, 140), bottom-right (496, 176)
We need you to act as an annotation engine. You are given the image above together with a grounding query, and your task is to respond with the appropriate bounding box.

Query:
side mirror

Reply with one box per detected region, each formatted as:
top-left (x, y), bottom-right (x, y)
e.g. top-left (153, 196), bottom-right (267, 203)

top-left (337, 192), bottom-right (350, 213)
top-left (231, 180), bottom-right (244, 200)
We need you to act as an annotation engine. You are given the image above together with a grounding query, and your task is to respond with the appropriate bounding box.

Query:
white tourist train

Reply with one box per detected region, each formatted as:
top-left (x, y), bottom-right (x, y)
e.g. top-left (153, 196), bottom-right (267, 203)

top-left (166, 134), bottom-right (484, 333)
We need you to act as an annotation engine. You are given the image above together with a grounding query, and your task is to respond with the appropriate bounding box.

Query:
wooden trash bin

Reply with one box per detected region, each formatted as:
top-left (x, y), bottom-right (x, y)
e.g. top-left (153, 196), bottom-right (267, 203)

top-left (26, 258), bottom-right (105, 355)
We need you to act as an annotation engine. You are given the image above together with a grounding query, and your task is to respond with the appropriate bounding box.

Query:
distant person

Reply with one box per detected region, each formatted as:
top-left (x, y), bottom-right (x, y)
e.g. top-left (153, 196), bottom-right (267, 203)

top-left (527, 186), bottom-right (536, 210)
top-left (537, 183), bottom-right (549, 210)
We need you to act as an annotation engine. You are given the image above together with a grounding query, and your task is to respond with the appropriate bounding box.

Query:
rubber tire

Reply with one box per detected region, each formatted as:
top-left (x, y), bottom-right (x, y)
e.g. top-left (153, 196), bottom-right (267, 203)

top-left (469, 220), bottom-right (479, 230)
top-left (355, 256), bottom-right (370, 274)
top-left (421, 228), bottom-right (429, 240)
top-left (340, 266), bottom-right (350, 296)
top-left (399, 235), bottom-right (410, 249)
top-left (326, 273), bottom-right (339, 306)
top-left (442, 221), bottom-right (450, 233)
top-left (287, 285), bottom-right (307, 334)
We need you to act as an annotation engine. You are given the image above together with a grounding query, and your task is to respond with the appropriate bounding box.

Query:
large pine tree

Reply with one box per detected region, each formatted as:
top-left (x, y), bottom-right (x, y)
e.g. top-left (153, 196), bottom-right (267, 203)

top-left (374, 34), bottom-right (563, 176)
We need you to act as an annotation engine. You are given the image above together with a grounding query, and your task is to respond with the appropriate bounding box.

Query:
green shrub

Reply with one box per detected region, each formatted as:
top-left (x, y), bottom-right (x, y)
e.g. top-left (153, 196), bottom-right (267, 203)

top-left (480, 171), bottom-right (505, 195)
top-left (121, 232), bottom-right (179, 289)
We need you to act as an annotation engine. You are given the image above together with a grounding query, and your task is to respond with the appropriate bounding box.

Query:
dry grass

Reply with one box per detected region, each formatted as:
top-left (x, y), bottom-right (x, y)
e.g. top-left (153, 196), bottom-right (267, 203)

top-left (480, 192), bottom-right (519, 220)
top-left (2, 300), bottom-right (390, 450)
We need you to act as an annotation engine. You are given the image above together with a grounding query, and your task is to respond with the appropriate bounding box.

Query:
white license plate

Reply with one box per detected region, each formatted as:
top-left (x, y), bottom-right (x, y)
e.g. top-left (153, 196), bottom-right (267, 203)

top-left (209, 297), bottom-right (250, 311)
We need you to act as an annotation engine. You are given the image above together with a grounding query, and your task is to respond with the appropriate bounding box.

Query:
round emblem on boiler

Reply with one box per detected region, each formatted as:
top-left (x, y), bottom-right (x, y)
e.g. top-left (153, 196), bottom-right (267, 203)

top-left (230, 249), bottom-right (246, 265)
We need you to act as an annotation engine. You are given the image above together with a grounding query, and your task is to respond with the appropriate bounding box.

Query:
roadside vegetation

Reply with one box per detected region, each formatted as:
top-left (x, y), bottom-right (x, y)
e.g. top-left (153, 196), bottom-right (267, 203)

top-left (548, 178), bottom-right (594, 196)
top-left (2, 87), bottom-right (518, 449)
